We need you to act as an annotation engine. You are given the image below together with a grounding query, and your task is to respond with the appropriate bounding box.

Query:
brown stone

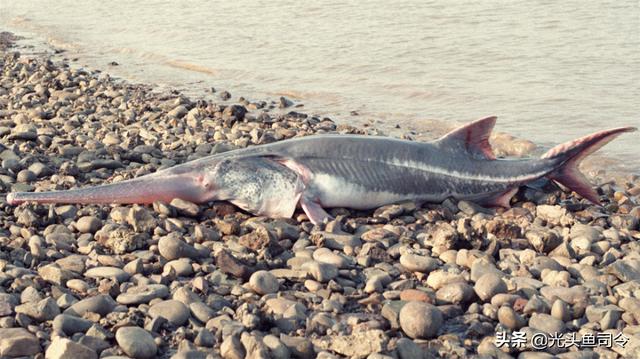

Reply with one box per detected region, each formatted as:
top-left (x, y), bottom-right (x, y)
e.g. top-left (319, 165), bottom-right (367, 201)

top-left (216, 249), bottom-right (252, 279)
top-left (399, 289), bottom-right (434, 304)
top-left (513, 297), bottom-right (528, 312)
top-left (485, 218), bottom-right (522, 239)
top-left (0, 328), bottom-right (40, 357)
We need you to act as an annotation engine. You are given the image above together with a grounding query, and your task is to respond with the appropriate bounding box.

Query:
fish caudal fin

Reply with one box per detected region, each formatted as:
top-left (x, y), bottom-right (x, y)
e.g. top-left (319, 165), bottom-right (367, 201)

top-left (541, 126), bottom-right (637, 204)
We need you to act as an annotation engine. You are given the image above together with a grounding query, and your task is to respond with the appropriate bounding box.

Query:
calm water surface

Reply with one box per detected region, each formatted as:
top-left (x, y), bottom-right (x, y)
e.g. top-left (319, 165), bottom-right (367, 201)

top-left (1, 0), bottom-right (638, 172)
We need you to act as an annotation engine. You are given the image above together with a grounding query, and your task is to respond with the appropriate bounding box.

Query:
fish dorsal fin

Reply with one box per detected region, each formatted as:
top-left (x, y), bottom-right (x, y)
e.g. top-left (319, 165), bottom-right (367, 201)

top-left (436, 116), bottom-right (497, 160)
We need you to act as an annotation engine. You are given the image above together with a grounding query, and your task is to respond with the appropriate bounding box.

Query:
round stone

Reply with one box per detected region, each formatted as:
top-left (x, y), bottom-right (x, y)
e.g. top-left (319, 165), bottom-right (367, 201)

top-left (529, 313), bottom-right (566, 334)
top-left (16, 170), bottom-right (36, 183)
top-left (551, 299), bottom-right (571, 322)
top-left (312, 248), bottom-right (350, 268)
top-left (400, 253), bottom-right (439, 273)
top-left (116, 284), bottom-right (169, 305)
top-left (45, 337), bottom-right (97, 359)
top-left (189, 302), bottom-right (215, 323)
top-left (301, 261), bottom-right (338, 283)
top-left (15, 297), bottom-right (60, 322)
top-left (148, 300), bottom-right (190, 326)
top-left (158, 234), bottom-right (200, 260)
top-left (164, 259), bottom-right (194, 277)
top-left (76, 216), bottom-right (102, 233)
top-left (426, 270), bottom-right (465, 290)
top-left (85, 267), bottom-right (130, 283)
top-left (115, 326), bottom-right (157, 359)
top-left (64, 294), bottom-right (117, 317)
top-left (540, 286), bottom-right (588, 305)
top-left (436, 282), bottom-right (475, 304)
top-left (399, 301), bottom-right (443, 339)
top-left (399, 289), bottom-right (433, 303)
top-left (497, 306), bottom-right (522, 330)
top-left (249, 270), bottom-right (279, 295)
top-left (52, 314), bottom-right (93, 336)
top-left (0, 328), bottom-right (40, 357)
top-left (474, 273), bottom-right (507, 301)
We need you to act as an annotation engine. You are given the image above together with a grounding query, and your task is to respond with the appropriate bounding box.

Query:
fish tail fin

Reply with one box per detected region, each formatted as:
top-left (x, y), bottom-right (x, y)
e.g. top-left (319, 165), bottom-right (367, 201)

top-left (541, 126), bottom-right (637, 204)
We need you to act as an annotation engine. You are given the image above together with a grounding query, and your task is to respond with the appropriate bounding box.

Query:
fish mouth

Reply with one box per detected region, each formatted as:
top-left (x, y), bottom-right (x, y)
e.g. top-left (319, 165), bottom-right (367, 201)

top-left (6, 192), bottom-right (19, 205)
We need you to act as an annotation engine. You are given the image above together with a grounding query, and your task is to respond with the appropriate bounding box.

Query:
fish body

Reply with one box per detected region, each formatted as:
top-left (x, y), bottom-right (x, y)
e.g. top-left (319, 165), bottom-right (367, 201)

top-left (6, 117), bottom-right (636, 223)
top-left (240, 134), bottom-right (551, 207)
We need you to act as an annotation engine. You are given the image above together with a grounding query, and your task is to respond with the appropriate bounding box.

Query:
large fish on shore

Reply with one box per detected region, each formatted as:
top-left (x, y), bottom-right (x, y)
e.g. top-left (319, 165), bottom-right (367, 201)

top-left (6, 117), bottom-right (636, 224)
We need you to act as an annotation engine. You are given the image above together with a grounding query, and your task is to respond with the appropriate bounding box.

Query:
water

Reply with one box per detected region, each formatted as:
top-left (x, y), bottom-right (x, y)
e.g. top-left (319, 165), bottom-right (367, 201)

top-left (1, 0), bottom-right (638, 172)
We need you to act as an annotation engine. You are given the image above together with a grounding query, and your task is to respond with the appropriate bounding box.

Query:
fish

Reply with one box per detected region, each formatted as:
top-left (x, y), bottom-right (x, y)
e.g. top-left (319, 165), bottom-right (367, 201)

top-left (6, 116), bottom-right (636, 224)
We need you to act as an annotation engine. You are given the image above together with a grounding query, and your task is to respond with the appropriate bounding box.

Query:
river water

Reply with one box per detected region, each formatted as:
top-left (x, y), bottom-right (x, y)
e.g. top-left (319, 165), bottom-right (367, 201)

top-left (1, 0), bottom-right (638, 172)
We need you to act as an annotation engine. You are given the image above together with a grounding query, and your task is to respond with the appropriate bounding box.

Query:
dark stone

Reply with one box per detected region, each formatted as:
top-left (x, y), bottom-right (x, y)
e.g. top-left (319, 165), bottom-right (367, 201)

top-left (222, 104), bottom-right (247, 121)
top-left (219, 91), bottom-right (231, 100)
top-left (215, 250), bottom-right (252, 280)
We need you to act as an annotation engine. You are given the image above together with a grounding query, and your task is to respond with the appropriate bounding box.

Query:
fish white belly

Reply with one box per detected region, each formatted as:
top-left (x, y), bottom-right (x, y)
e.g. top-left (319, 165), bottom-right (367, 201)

top-left (311, 173), bottom-right (412, 209)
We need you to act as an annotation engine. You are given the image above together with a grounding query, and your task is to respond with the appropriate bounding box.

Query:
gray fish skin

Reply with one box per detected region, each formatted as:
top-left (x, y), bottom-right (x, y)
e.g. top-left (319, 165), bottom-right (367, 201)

top-left (6, 116), bottom-right (636, 224)
top-left (207, 157), bottom-right (304, 218)
top-left (240, 134), bottom-right (553, 208)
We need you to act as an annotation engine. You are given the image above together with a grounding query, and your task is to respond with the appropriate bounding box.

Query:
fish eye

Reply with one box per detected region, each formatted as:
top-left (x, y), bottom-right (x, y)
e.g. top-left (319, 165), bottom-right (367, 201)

top-left (202, 176), bottom-right (214, 189)
top-left (195, 175), bottom-right (212, 189)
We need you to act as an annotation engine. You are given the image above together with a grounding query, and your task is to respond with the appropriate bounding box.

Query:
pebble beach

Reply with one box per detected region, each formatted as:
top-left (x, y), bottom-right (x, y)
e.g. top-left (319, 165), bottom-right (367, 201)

top-left (0, 33), bottom-right (640, 359)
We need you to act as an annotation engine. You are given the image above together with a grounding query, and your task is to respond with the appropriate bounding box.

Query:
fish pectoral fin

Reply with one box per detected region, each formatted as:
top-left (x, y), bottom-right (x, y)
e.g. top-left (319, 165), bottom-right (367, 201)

top-left (300, 196), bottom-right (332, 225)
top-left (258, 191), bottom-right (302, 219)
top-left (229, 197), bottom-right (298, 219)
top-left (271, 158), bottom-right (330, 224)
top-left (436, 116), bottom-right (497, 160)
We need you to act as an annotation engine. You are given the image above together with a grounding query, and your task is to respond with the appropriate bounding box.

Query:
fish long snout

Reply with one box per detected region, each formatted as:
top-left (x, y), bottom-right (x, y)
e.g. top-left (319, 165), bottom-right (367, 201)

top-left (5, 171), bottom-right (214, 206)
